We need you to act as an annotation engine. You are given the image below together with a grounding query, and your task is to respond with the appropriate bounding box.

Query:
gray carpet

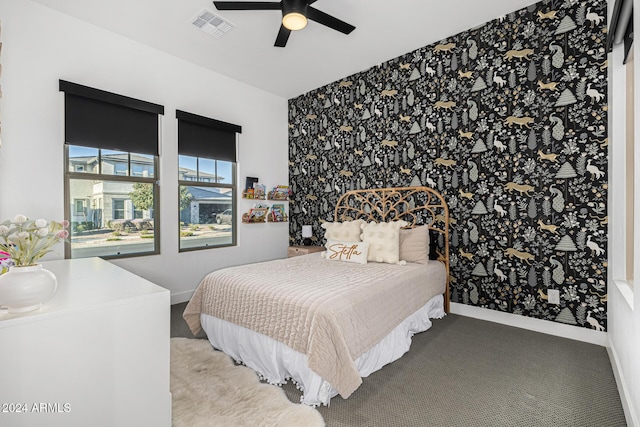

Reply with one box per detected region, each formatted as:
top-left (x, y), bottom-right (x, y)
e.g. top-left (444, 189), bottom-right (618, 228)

top-left (171, 302), bottom-right (627, 427)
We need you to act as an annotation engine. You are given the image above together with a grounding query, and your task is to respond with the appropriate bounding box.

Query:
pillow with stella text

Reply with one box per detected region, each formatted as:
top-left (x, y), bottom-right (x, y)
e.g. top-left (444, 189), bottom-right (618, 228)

top-left (322, 240), bottom-right (369, 264)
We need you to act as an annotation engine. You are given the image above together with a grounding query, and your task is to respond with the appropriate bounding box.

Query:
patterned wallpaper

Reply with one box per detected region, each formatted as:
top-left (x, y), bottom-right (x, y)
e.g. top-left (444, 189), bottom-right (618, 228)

top-left (288, 0), bottom-right (608, 331)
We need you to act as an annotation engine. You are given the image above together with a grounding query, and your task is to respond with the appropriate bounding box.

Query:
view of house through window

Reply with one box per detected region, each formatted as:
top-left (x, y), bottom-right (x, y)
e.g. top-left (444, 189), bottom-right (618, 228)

top-left (179, 155), bottom-right (235, 250)
top-left (66, 145), bottom-right (158, 258)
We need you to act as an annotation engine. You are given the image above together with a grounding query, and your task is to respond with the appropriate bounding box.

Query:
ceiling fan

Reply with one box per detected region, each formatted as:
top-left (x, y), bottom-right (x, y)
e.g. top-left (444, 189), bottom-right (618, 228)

top-left (212, 0), bottom-right (356, 47)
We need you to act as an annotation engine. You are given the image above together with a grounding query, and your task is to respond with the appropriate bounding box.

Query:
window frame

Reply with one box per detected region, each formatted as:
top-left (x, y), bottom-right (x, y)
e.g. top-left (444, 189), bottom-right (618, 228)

top-left (610, 23), bottom-right (636, 309)
top-left (625, 47), bottom-right (635, 289)
top-left (178, 156), bottom-right (237, 252)
top-left (176, 109), bottom-right (241, 253)
top-left (60, 80), bottom-right (163, 260)
top-left (64, 145), bottom-right (161, 260)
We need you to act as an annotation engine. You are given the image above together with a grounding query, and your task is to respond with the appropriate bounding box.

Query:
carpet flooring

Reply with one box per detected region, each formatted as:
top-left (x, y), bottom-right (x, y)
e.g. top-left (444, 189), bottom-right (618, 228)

top-left (171, 302), bottom-right (627, 427)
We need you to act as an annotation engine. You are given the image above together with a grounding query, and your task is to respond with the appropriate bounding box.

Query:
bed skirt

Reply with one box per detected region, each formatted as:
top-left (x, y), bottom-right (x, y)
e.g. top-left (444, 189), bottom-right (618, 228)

top-left (200, 294), bottom-right (445, 406)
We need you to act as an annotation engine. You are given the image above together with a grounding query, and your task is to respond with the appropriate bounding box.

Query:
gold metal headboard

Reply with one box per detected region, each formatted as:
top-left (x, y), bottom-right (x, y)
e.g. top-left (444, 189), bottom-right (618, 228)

top-left (334, 186), bottom-right (450, 312)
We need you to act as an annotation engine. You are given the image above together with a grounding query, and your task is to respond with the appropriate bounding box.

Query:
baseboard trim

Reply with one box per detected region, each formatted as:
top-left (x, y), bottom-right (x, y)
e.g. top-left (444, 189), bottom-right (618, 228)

top-left (450, 302), bottom-right (607, 346)
top-left (171, 290), bottom-right (194, 305)
top-left (607, 342), bottom-right (639, 427)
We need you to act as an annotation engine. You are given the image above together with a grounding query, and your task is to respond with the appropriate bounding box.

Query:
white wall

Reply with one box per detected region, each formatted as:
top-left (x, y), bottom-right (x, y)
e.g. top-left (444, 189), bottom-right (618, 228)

top-left (0, 0), bottom-right (290, 303)
top-left (607, 3), bottom-right (640, 425)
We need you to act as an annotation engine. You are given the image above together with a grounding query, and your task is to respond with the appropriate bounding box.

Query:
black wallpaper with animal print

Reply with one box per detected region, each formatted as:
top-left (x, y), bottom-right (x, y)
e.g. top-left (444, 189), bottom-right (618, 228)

top-left (288, 0), bottom-right (608, 331)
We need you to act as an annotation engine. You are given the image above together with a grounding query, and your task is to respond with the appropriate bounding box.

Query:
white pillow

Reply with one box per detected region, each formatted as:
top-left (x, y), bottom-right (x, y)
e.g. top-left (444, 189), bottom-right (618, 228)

top-left (322, 240), bottom-right (369, 264)
top-left (321, 219), bottom-right (365, 242)
top-left (360, 221), bottom-right (408, 264)
top-left (399, 226), bottom-right (430, 264)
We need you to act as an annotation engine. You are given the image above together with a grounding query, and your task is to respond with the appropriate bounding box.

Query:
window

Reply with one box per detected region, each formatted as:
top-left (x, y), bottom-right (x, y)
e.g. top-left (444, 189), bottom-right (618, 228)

top-left (176, 110), bottom-right (241, 251)
top-left (74, 199), bottom-right (86, 215)
top-left (61, 80), bottom-right (164, 259)
top-left (113, 162), bottom-right (128, 176)
top-left (609, 0), bottom-right (635, 297)
top-left (112, 199), bottom-right (125, 220)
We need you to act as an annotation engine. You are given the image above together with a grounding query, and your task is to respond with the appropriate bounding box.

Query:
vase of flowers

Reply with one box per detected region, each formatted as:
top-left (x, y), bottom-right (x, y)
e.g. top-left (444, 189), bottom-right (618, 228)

top-left (0, 215), bottom-right (69, 313)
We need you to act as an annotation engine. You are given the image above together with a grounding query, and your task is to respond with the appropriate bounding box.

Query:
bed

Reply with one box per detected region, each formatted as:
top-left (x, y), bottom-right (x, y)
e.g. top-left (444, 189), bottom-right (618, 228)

top-left (183, 186), bottom-right (450, 406)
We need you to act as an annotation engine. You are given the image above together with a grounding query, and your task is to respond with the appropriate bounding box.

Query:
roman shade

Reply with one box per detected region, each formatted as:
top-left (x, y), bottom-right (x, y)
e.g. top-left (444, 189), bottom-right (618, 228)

top-left (59, 80), bottom-right (164, 155)
top-left (176, 110), bottom-right (241, 163)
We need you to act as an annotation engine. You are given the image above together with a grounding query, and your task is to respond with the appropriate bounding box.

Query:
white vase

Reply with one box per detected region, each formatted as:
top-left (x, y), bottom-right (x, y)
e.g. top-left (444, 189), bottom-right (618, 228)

top-left (0, 264), bottom-right (58, 313)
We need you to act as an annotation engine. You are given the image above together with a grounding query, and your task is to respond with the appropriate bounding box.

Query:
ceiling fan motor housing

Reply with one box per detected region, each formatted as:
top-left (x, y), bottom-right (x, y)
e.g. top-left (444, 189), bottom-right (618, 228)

top-left (283, 0), bottom-right (309, 17)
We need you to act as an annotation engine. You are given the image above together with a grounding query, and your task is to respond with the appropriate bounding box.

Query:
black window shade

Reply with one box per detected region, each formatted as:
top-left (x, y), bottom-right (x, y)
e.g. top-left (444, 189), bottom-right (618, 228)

top-left (608, 0), bottom-right (634, 63)
top-left (60, 80), bottom-right (164, 155)
top-left (176, 110), bottom-right (241, 163)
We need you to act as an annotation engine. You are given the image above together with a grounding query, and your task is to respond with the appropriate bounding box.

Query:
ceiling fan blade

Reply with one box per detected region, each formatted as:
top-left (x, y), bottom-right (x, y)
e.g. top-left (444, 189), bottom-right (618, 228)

top-left (213, 1), bottom-right (281, 10)
top-left (274, 25), bottom-right (291, 47)
top-left (307, 7), bottom-right (355, 34)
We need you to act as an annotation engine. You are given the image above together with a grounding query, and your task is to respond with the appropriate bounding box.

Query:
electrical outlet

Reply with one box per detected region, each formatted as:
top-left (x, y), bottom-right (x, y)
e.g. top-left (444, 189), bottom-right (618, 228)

top-left (547, 289), bottom-right (560, 305)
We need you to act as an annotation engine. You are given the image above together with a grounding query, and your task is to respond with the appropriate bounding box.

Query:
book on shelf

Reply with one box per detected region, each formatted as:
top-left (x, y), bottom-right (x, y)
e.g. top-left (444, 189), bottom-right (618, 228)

top-left (269, 185), bottom-right (289, 200)
top-left (247, 207), bottom-right (267, 222)
top-left (245, 176), bottom-right (258, 191)
top-left (252, 183), bottom-right (266, 199)
top-left (270, 204), bottom-right (286, 222)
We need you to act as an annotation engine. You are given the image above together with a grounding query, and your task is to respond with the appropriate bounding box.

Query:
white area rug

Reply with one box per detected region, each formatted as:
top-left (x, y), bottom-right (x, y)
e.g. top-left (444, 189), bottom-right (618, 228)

top-left (170, 338), bottom-right (325, 427)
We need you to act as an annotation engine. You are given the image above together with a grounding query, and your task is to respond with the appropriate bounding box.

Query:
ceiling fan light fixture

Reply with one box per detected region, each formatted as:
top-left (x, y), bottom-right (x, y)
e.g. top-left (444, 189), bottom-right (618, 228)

top-left (282, 12), bottom-right (307, 31)
top-left (282, 0), bottom-right (308, 31)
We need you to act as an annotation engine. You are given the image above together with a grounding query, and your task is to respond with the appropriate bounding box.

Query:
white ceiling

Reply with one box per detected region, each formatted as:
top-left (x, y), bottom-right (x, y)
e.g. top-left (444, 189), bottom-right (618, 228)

top-left (31, 0), bottom-right (535, 99)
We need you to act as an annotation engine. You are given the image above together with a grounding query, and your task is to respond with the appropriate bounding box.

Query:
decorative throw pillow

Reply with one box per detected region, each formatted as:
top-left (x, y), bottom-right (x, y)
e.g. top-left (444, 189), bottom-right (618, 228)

top-left (399, 226), bottom-right (430, 264)
top-left (360, 221), bottom-right (408, 264)
top-left (321, 219), bottom-right (365, 242)
top-left (322, 240), bottom-right (369, 264)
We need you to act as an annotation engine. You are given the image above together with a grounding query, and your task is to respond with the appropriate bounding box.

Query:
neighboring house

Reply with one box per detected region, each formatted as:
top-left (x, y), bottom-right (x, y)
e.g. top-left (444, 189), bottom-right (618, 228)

top-left (179, 186), bottom-right (232, 225)
top-left (179, 166), bottom-right (215, 182)
top-left (179, 165), bottom-right (232, 225)
top-left (69, 154), bottom-right (225, 227)
top-left (69, 154), bottom-right (154, 227)
top-left (69, 179), bottom-right (138, 227)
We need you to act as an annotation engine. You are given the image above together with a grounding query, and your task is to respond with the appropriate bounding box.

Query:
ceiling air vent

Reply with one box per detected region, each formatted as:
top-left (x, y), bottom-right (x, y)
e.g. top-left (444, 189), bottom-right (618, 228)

top-left (191, 9), bottom-right (234, 38)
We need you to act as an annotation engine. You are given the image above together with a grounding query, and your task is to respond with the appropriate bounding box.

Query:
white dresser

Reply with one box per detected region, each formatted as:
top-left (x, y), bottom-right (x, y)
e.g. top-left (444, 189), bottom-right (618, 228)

top-left (0, 257), bottom-right (171, 427)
